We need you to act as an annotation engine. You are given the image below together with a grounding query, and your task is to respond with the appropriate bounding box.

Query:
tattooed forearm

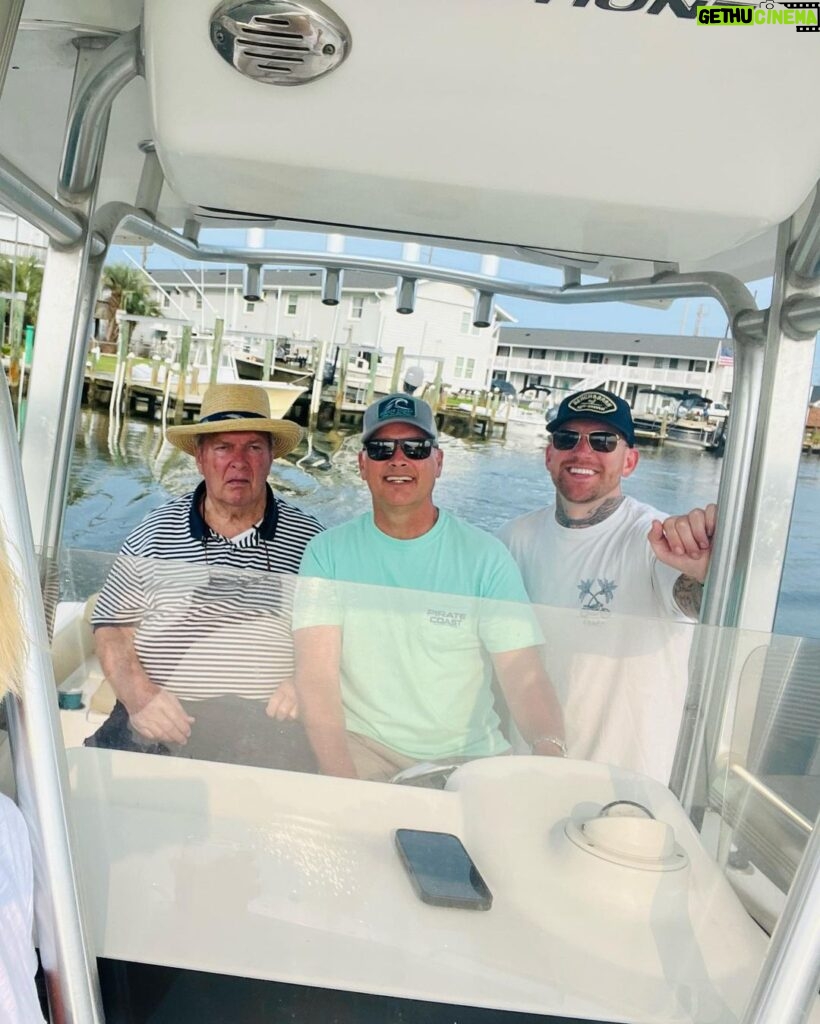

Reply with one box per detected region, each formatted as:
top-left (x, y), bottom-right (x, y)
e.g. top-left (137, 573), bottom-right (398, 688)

top-left (673, 574), bottom-right (704, 617)
top-left (555, 495), bottom-right (625, 529)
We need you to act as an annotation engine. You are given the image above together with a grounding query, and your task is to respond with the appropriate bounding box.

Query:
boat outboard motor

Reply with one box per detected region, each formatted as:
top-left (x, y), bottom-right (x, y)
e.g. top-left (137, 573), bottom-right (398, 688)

top-left (403, 365), bottom-right (424, 394)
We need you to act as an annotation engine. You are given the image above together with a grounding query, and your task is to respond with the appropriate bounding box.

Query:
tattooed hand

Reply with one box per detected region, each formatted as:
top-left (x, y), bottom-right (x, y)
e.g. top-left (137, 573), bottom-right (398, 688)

top-left (648, 503), bottom-right (717, 585)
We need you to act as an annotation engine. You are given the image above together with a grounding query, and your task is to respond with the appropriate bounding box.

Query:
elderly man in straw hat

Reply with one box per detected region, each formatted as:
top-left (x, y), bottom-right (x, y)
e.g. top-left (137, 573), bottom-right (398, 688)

top-left (87, 383), bottom-right (323, 769)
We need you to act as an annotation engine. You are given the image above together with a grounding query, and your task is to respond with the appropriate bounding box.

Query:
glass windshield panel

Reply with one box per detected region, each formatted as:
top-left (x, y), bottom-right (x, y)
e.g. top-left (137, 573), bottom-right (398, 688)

top-left (38, 550), bottom-right (820, 1022)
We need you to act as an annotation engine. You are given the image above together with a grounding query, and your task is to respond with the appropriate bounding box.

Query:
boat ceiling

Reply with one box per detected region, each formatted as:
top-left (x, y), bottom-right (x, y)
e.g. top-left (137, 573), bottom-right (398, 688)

top-left (2, 0), bottom-right (820, 280)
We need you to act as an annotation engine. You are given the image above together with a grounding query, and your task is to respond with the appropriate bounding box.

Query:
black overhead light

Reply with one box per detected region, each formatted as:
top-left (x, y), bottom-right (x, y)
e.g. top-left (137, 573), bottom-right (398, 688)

top-left (322, 268), bottom-right (342, 305)
top-left (473, 290), bottom-right (494, 329)
top-left (243, 264), bottom-right (264, 302)
top-left (396, 276), bottom-right (417, 315)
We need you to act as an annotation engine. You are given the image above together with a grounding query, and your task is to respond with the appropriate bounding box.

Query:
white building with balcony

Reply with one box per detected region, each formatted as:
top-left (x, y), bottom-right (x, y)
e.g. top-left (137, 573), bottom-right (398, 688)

top-left (0, 208), bottom-right (48, 261)
top-left (141, 268), bottom-right (511, 391)
top-left (493, 326), bottom-right (734, 412)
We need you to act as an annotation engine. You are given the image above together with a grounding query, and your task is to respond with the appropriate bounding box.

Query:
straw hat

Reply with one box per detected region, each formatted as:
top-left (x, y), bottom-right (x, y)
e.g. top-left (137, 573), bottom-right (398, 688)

top-left (165, 383), bottom-right (303, 458)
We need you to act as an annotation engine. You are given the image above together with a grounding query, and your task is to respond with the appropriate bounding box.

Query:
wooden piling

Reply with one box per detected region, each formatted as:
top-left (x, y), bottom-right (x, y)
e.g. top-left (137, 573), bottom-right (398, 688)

top-left (174, 326), bottom-right (193, 425)
top-left (389, 346), bottom-right (405, 394)
top-left (109, 321), bottom-right (131, 417)
top-left (334, 355), bottom-right (349, 428)
top-left (365, 355), bottom-right (378, 407)
top-left (262, 334), bottom-right (275, 382)
top-left (209, 318), bottom-right (224, 386)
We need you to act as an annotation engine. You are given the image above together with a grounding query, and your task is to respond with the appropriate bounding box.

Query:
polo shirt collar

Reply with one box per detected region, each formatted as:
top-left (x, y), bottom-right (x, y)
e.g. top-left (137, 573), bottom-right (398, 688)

top-left (189, 481), bottom-right (279, 541)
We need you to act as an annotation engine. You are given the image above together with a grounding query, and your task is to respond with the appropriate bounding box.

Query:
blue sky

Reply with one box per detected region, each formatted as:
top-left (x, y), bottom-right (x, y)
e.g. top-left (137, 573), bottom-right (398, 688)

top-left (112, 228), bottom-right (820, 385)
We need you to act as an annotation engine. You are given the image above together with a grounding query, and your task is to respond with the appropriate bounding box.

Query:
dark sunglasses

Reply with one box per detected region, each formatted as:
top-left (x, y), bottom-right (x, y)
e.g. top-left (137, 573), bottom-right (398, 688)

top-left (550, 429), bottom-right (623, 453)
top-left (363, 438), bottom-right (436, 461)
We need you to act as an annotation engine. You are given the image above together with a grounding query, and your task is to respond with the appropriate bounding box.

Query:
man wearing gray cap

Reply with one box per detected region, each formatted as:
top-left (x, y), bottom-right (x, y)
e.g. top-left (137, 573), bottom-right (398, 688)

top-left (497, 388), bottom-right (716, 784)
top-left (293, 393), bottom-right (564, 782)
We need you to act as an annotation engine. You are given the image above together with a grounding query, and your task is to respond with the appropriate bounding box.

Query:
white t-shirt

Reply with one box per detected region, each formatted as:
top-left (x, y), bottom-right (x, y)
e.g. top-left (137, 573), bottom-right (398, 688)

top-left (0, 794), bottom-right (46, 1024)
top-left (497, 496), bottom-right (695, 784)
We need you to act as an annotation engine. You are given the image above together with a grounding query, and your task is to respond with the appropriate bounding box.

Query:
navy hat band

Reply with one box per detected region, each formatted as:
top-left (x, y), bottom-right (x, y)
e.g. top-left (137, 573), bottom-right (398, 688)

top-left (199, 410), bottom-right (266, 424)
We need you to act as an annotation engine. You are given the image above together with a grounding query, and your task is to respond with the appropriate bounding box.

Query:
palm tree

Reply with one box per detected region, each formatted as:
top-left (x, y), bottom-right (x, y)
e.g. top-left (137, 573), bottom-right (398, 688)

top-left (0, 255), bottom-right (44, 330)
top-left (100, 264), bottom-right (161, 346)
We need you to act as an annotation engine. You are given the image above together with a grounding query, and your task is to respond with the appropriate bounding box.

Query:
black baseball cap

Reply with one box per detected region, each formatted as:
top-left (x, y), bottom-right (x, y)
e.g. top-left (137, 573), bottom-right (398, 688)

top-left (547, 389), bottom-right (635, 447)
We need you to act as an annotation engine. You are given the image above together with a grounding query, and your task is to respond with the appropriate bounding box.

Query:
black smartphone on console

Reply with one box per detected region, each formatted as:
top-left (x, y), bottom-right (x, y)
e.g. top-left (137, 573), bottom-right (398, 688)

top-left (394, 828), bottom-right (493, 911)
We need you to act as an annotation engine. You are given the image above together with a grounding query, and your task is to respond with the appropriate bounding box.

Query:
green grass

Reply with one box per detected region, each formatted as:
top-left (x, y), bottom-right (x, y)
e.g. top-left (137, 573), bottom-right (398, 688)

top-left (87, 353), bottom-right (154, 375)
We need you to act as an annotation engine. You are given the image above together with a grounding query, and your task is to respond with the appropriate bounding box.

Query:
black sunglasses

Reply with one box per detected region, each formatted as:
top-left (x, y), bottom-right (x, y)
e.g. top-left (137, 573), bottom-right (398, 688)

top-left (363, 438), bottom-right (436, 461)
top-left (550, 429), bottom-right (623, 453)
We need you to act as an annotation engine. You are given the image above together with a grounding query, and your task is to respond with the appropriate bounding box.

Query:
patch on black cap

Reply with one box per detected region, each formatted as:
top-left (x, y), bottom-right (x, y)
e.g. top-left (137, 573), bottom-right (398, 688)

top-left (567, 391), bottom-right (618, 416)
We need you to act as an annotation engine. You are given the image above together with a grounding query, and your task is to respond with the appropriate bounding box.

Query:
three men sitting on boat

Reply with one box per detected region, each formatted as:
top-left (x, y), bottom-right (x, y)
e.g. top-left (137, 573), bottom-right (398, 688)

top-left (498, 389), bottom-right (716, 784)
top-left (292, 393), bottom-right (566, 782)
top-left (87, 383), bottom-right (323, 770)
top-left (85, 383), bottom-right (714, 786)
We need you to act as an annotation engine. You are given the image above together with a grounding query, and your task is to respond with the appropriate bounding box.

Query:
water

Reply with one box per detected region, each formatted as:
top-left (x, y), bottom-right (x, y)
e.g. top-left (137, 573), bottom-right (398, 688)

top-left (64, 410), bottom-right (820, 640)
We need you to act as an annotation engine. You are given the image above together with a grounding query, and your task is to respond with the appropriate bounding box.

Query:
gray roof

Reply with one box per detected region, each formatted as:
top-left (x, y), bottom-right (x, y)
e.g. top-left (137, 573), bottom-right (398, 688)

top-left (147, 268), bottom-right (398, 291)
top-left (498, 325), bottom-right (723, 359)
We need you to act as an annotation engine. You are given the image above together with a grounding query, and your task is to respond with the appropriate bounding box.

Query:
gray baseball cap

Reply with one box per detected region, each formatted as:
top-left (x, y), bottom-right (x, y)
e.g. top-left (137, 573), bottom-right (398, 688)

top-left (361, 393), bottom-right (438, 442)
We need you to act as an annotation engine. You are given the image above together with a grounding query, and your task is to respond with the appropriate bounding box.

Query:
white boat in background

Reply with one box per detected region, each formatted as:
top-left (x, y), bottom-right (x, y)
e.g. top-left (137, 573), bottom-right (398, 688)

top-left (633, 395), bottom-right (730, 453)
top-left (502, 395), bottom-right (551, 433)
top-left (128, 341), bottom-right (307, 419)
top-left (0, 3), bottom-right (819, 1024)
top-left (184, 343), bottom-right (307, 418)
top-left (665, 414), bottom-right (728, 452)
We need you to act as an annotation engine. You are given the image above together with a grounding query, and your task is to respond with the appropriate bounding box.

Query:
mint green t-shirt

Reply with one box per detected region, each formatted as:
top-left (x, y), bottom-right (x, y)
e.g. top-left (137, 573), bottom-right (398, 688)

top-left (295, 510), bottom-right (541, 761)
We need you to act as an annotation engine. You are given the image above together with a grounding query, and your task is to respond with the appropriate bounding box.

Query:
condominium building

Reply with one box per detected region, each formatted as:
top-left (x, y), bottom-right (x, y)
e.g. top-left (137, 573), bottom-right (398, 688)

top-left (493, 326), bottom-right (734, 412)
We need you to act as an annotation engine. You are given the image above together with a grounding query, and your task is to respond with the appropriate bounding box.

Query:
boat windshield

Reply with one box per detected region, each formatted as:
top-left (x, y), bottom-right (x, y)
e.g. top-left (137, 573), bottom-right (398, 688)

top-left (30, 550), bottom-right (820, 1022)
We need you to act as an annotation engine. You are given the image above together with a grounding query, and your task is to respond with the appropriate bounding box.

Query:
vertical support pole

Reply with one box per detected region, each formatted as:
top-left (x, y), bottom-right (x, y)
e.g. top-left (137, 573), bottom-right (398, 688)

top-left (209, 317), bottom-right (224, 386)
top-left (726, 233), bottom-right (820, 633)
top-left (670, 217), bottom-right (818, 813)
top-left (740, 810), bottom-right (820, 1024)
top-left (18, 36), bottom-right (111, 569)
top-left (308, 303), bottom-right (341, 435)
top-left (431, 359), bottom-right (443, 410)
top-left (109, 319), bottom-right (130, 418)
top-left (1, 372), bottom-right (105, 1024)
top-left (0, 0), bottom-right (25, 96)
top-left (262, 334), bottom-right (275, 381)
top-left (7, 291), bottom-right (25, 387)
top-left (390, 345), bottom-right (405, 393)
top-left (365, 353), bottom-right (378, 406)
top-left (175, 325), bottom-right (192, 424)
top-left (335, 351), bottom-right (348, 427)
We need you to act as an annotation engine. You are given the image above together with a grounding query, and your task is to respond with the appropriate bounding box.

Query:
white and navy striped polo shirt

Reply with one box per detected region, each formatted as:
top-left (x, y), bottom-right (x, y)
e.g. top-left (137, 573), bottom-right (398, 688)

top-left (92, 482), bottom-right (324, 701)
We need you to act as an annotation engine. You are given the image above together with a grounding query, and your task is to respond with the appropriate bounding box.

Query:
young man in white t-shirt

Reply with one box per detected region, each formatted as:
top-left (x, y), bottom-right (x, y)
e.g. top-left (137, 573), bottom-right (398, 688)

top-left (497, 388), bottom-right (717, 784)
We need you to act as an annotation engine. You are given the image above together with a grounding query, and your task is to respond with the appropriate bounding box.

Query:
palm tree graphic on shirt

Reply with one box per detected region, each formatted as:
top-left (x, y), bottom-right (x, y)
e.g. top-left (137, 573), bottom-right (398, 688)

top-left (578, 578), bottom-right (617, 612)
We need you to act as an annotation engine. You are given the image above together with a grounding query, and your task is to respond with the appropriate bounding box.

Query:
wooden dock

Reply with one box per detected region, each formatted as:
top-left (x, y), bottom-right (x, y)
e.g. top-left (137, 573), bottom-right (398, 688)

top-left (80, 328), bottom-right (509, 442)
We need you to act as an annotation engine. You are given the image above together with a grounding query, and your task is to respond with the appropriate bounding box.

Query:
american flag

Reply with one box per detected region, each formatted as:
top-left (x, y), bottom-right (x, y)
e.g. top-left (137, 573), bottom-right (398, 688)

top-left (717, 344), bottom-right (734, 367)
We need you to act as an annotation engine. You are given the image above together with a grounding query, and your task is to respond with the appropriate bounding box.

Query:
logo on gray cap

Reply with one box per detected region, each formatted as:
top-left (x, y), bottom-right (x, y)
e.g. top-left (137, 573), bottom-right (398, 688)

top-left (362, 392), bottom-right (437, 442)
top-left (378, 396), bottom-right (416, 421)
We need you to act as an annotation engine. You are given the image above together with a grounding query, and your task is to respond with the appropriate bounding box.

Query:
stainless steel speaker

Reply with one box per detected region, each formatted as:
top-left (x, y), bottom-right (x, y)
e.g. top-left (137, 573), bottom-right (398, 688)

top-left (210, 1), bottom-right (351, 86)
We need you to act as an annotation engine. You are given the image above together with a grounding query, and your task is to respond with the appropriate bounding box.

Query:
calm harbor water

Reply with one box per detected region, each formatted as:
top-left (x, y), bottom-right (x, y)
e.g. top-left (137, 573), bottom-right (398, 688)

top-left (64, 409), bottom-right (820, 641)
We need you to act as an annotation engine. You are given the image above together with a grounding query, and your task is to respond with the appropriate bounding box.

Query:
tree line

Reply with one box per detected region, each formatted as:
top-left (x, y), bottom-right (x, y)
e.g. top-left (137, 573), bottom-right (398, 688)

top-left (1, 260), bottom-right (160, 348)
